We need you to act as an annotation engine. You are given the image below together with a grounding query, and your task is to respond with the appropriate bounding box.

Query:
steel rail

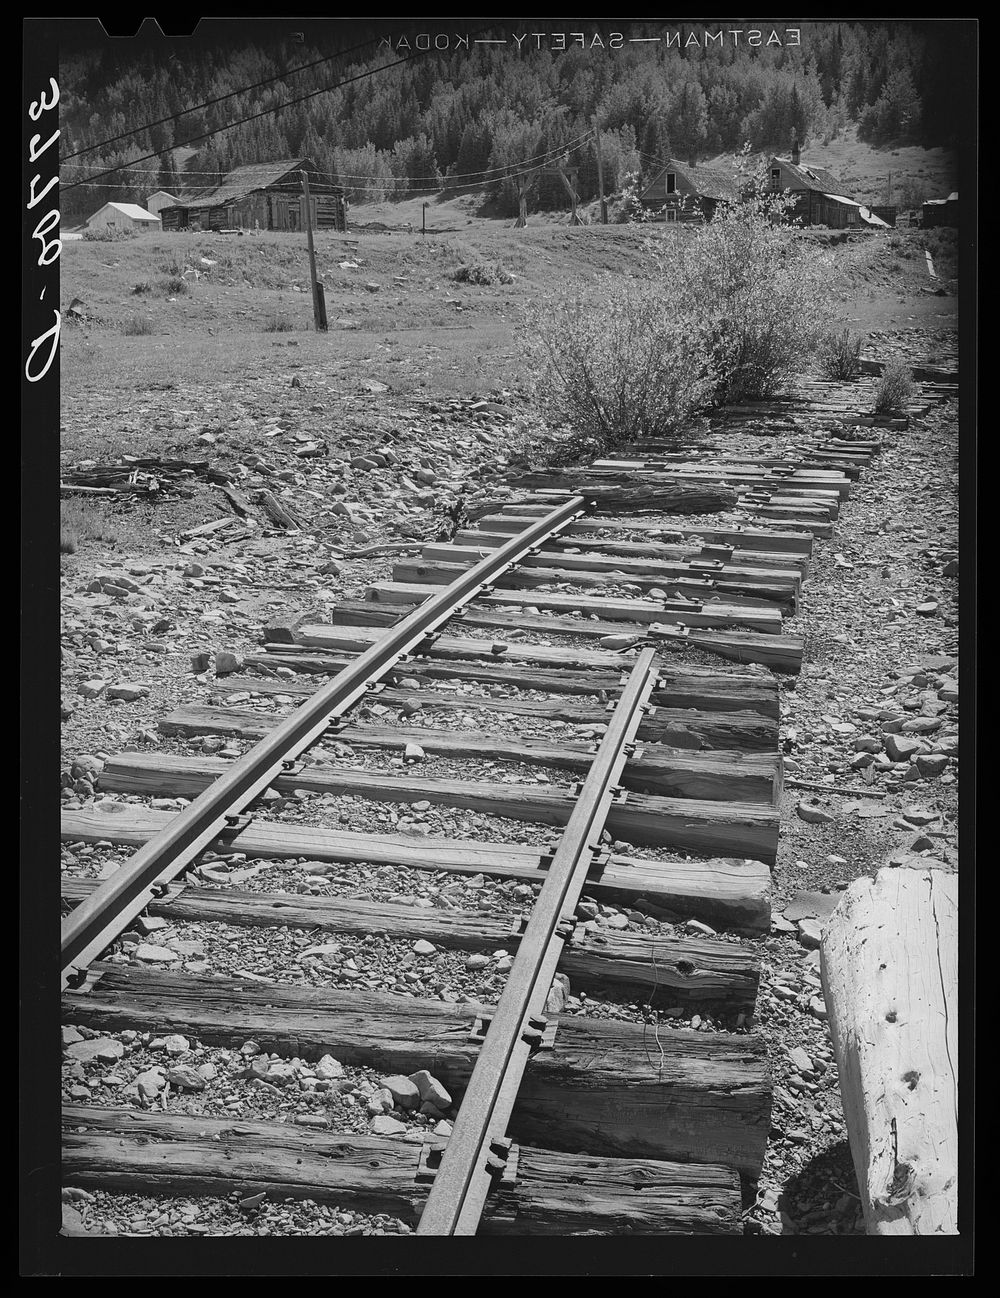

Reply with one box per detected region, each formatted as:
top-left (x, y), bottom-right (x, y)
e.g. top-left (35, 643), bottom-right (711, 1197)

top-left (415, 647), bottom-right (660, 1235)
top-left (61, 496), bottom-right (588, 987)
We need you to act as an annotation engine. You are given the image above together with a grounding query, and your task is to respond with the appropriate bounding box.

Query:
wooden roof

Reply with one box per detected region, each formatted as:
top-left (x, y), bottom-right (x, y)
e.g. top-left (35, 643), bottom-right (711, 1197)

top-left (181, 158), bottom-right (318, 210)
top-left (640, 159), bottom-right (738, 203)
top-left (771, 156), bottom-right (847, 195)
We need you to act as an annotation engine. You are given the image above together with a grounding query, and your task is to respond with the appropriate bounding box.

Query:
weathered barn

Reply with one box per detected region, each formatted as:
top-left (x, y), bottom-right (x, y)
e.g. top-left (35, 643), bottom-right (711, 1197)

top-left (161, 158), bottom-right (346, 233)
top-left (767, 143), bottom-right (887, 229)
top-left (638, 159), bottom-right (737, 222)
top-left (85, 201), bottom-right (161, 233)
top-left (145, 190), bottom-right (179, 217)
top-left (922, 192), bottom-right (959, 229)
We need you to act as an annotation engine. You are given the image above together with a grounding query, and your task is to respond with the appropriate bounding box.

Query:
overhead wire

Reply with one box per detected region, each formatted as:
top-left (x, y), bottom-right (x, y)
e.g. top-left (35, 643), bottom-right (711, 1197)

top-left (61, 25), bottom-right (497, 193)
top-left (63, 29), bottom-right (407, 160)
top-left (62, 126), bottom-right (598, 189)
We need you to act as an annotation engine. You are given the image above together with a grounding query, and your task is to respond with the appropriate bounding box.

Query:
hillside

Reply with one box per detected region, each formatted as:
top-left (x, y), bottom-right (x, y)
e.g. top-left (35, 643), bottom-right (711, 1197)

top-left (57, 19), bottom-right (973, 225)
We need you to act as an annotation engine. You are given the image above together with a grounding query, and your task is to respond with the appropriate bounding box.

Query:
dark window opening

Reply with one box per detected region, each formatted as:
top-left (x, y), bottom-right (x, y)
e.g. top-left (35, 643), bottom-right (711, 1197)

top-left (666, 172), bottom-right (676, 194)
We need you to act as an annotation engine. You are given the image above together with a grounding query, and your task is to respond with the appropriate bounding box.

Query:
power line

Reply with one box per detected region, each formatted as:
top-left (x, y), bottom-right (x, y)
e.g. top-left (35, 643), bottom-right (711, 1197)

top-left (61, 128), bottom-right (596, 189)
top-left (61, 27), bottom-right (493, 194)
top-left (63, 30), bottom-right (397, 160)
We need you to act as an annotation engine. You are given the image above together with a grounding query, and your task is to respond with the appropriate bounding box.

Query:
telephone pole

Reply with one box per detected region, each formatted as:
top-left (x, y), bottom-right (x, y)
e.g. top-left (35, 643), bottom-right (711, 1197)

top-left (594, 122), bottom-right (607, 224)
top-left (300, 169), bottom-right (327, 332)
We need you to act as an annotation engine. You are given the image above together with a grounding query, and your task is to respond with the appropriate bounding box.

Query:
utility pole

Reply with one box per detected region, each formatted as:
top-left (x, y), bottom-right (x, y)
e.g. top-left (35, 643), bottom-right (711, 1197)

top-left (594, 122), bottom-right (607, 224)
top-left (300, 169), bottom-right (327, 332)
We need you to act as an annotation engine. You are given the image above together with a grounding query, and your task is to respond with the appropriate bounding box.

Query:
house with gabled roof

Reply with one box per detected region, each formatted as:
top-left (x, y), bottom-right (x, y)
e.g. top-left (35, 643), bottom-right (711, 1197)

top-left (161, 157), bottom-right (346, 233)
top-left (85, 201), bottom-right (161, 232)
top-left (638, 158), bottom-right (737, 222)
top-left (768, 142), bottom-right (888, 229)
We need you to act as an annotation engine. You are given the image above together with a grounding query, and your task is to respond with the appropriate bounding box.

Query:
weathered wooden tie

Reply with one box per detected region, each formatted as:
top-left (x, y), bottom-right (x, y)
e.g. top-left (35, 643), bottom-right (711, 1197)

top-left (364, 583), bottom-right (785, 634)
top-left (62, 877), bottom-right (761, 1010)
top-left (62, 807), bottom-right (772, 932)
top-left (63, 966), bottom-right (772, 1174)
top-left (161, 697), bottom-right (778, 752)
top-left (161, 709), bottom-right (781, 803)
top-left (323, 602), bottom-right (804, 673)
top-left (98, 752), bottom-right (780, 862)
top-left (62, 1108), bottom-right (744, 1234)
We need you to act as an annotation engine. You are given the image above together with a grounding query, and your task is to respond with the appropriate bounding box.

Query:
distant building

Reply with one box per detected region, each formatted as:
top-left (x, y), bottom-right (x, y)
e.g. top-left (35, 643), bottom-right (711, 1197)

top-left (768, 142), bottom-right (888, 229)
top-left (145, 190), bottom-right (179, 217)
top-left (922, 192), bottom-right (958, 229)
top-left (85, 201), bottom-right (161, 233)
top-left (161, 157), bottom-right (346, 232)
top-left (638, 159), bottom-right (737, 222)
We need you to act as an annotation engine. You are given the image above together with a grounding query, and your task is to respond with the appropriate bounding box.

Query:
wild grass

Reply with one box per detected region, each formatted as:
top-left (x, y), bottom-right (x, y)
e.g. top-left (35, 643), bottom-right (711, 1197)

top-left (449, 260), bottom-right (515, 286)
top-left (261, 312), bottom-right (295, 332)
top-left (873, 360), bottom-right (915, 413)
top-left (60, 498), bottom-right (125, 553)
top-left (120, 315), bottom-right (155, 335)
top-left (821, 328), bottom-right (864, 380)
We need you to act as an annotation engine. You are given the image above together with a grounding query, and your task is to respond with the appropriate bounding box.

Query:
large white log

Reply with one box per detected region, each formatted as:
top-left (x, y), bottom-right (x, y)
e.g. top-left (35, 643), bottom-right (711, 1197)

top-left (821, 865), bottom-right (958, 1234)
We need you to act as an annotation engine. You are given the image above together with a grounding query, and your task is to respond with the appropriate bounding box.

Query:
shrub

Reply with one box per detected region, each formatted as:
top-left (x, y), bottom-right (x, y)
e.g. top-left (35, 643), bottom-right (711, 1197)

top-left (82, 224), bottom-right (136, 242)
top-left (450, 261), bottom-right (514, 286)
top-left (262, 313), bottom-right (294, 332)
top-left (120, 315), bottom-right (154, 335)
top-left (873, 361), bottom-right (915, 413)
top-left (132, 281), bottom-right (152, 295)
top-left (156, 276), bottom-right (189, 296)
top-left (667, 167), bottom-right (832, 405)
top-left (521, 276), bottom-right (716, 451)
top-left (612, 171), bottom-right (651, 225)
top-left (522, 157), bottom-right (833, 451)
top-left (821, 328), bottom-right (864, 380)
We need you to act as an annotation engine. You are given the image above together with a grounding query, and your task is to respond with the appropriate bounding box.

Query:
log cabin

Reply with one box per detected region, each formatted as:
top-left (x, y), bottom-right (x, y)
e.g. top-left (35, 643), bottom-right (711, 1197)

top-left (161, 157), bottom-right (346, 233)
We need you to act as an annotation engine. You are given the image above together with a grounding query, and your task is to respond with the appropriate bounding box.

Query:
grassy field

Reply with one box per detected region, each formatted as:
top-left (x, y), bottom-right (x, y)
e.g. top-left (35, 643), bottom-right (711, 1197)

top-left (60, 200), bottom-right (958, 471)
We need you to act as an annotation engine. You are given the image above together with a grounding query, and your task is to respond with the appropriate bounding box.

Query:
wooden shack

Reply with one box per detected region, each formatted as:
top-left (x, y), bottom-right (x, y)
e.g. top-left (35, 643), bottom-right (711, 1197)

top-left (638, 159), bottom-right (736, 223)
top-left (162, 158), bottom-right (346, 233)
top-left (85, 201), bottom-right (161, 233)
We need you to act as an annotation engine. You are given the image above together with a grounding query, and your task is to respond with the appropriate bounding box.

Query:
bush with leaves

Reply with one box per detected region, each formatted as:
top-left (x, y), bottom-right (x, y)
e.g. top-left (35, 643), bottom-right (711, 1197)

top-left (450, 261), bottom-right (514, 286)
top-left (821, 328), bottom-right (864, 380)
top-left (873, 361), bottom-right (915, 413)
top-left (522, 155), bottom-right (833, 451)
top-left (666, 161), bottom-right (833, 405)
top-left (521, 276), bottom-right (716, 452)
top-left (82, 224), bottom-right (137, 242)
top-left (612, 170), bottom-right (651, 225)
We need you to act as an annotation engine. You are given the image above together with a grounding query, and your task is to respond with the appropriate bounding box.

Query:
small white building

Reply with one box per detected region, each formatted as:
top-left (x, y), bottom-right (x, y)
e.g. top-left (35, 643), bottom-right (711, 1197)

top-left (145, 190), bottom-right (179, 217)
top-left (85, 201), bottom-right (161, 233)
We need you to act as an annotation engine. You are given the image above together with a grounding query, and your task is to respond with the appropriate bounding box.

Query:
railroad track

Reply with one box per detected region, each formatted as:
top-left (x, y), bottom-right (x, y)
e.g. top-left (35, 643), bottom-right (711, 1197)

top-left (60, 416), bottom-right (882, 1237)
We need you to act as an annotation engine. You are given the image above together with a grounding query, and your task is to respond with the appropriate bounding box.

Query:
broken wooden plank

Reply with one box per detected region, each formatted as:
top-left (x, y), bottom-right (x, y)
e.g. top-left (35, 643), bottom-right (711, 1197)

top-left (62, 878), bottom-right (760, 1011)
top-left (821, 866), bottom-right (958, 1235)
top-left (62, 807), bottom-right (772, 932)
top-left (98, 753), bottom-right (780, 862)
top-left (254, 489), bottom-right (303, 530)
top-left (63, 967), bottom-right (772, 1173)
top-left (62, 1107), bottom-right (744, 1234)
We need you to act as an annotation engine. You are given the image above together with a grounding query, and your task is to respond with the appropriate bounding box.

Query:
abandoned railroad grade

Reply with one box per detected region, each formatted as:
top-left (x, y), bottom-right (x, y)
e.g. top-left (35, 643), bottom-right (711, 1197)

top-left (58, 356), bottom-right (958, 1238)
